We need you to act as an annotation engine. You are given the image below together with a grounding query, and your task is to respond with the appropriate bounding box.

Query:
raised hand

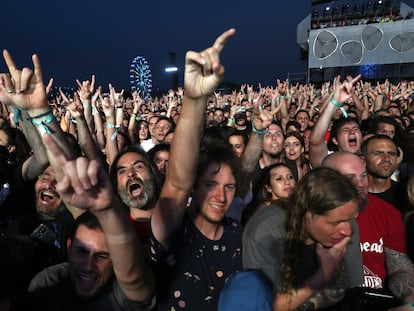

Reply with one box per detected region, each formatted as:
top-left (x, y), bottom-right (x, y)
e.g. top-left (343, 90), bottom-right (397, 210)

top-left (43, 133), bottom-right (113, 212)
top-left (332, 75), bottom-right (361, 103)
top-left (0, 50), bottom-right (48, 112)
top-left (315, 236), bottom-right (351, 286)
top-left (76, 74), bottom-right (95, 101)
top-left (184, 28), bottom-right (236, 99)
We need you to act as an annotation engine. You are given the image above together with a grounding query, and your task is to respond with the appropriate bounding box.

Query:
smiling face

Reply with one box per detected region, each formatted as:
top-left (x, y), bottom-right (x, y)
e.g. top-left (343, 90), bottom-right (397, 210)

top-left (305, 199), bottom-right (358, 248)
top-left (265, 166), bottom-right (295, 201)
top-left (68, 225), bottom-right (113, 298)
top-left (116, 152), bottom-right (155, 210)
top-left (35, 166), bottom-right (62, 220)
top-left (191, 162), bottom-right (236, 225)
top-left (333, 121), bottom-right (362, 154)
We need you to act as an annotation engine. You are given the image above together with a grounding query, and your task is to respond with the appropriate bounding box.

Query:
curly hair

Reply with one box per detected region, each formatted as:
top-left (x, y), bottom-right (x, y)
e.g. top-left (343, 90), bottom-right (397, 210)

top-left (280, 167), bottom-right (358, 294)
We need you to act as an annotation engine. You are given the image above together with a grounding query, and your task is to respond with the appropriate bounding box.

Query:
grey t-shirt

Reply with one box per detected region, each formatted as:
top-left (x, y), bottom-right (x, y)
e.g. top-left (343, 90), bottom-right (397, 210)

top-left (29, 262), bottom-right (155, 311)
top-left (242, 203), bottom-right (363, 293)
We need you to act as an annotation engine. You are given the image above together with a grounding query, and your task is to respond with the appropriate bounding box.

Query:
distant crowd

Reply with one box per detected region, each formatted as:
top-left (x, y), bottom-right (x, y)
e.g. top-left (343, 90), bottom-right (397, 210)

top-left (0, 28), bottom-right (414, 311)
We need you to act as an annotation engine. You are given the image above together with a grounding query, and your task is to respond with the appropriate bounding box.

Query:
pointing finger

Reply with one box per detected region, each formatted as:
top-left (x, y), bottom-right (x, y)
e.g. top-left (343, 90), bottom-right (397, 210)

top-left (212, 28), bottom-right (236, 53)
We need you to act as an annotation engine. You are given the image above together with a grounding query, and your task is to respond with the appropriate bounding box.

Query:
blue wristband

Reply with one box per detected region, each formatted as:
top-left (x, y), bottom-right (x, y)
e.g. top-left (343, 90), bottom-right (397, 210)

top-left (330, 97), bottom-right (348, 118)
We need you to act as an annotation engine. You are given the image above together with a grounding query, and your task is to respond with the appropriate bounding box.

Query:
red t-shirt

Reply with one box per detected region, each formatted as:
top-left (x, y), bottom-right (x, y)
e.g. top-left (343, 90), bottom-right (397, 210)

top-left (357, 194), bottom-right (406, 289)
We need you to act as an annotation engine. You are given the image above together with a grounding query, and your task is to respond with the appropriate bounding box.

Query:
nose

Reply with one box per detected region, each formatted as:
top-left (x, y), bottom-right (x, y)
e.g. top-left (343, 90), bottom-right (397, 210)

top-left (214, 187), bottom-right (226, 203)
top-left (127, 166), bottom-right (136, 177)
top-left (85, 253), bottom-right (95, 271)
top-left (381, 153), bottom-right (390, 162)
top-left (340, 221), bottom-right (352, 237)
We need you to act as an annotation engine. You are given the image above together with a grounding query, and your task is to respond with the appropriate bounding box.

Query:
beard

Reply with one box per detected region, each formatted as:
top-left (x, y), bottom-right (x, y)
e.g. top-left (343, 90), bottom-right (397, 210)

top-left (36, 202), bottom-right (64, 220)
top-left (118, 178), bottom-right (155, 210)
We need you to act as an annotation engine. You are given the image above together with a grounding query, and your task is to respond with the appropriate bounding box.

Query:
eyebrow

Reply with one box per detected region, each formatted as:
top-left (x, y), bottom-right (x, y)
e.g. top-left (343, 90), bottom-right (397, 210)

top-left (117, 160), bottom-right (146, 170)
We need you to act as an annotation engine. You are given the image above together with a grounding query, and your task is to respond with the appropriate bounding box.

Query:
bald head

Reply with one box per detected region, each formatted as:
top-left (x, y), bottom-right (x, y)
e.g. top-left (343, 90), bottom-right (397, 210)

top-left (322, 152), bottom-right (368, 209)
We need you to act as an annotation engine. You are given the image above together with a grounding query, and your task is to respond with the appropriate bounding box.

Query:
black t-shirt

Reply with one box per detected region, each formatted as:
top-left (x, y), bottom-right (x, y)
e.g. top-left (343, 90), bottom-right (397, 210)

top-left (149, 214), bottom-right (242, 311)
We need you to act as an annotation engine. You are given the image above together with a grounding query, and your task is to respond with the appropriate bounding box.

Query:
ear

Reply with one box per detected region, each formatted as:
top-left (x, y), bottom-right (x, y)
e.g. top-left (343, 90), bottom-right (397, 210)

top-left (264, 184), bottom-right (272, 194)
top-left (7, 144), bottom-right (15, 154)
top-left (66, 238), bottom-right (72, 253)
top-left (305, 210), bottom-right (313, 225)
top-left (332, 137), bottom-right (339, 146)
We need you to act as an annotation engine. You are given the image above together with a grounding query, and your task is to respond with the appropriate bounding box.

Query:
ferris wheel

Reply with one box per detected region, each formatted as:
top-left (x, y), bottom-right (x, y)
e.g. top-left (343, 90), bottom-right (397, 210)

top-left (129, 56), bottom-right (152, 99)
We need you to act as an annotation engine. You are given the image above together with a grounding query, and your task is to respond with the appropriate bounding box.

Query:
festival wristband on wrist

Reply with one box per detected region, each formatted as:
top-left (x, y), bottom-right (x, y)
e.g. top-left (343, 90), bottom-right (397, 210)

top-left (330, 97), bottom-right (348, 118)
top-left (251, 121), bottom-right (268, 137)
top-left (31, 111), bottom-right (54, 135)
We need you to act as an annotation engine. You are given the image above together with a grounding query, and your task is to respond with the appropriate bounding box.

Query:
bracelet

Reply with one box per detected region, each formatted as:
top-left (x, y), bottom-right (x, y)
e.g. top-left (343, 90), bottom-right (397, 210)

top-left (29, 108), bottom-right (52, 120)
top-left (278, 95), bottom-right (286, 99)
top-left (11, 108), bottom-right (21, 123)
top-left (330, 97), bottom-right (348, 118)
top-left (251, 121), bottom-right (268, 136)
top-left (106, 122), bottom-right (117, 129)
top-left (228, 117), bottom-right (235, 126)
top-left (84, 105), bottom-right (92, 110)
top-left (32, 111), bottom-right (54, 135)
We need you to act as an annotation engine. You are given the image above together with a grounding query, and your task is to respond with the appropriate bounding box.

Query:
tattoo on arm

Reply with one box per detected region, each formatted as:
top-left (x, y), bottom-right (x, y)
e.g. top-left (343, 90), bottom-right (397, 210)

top-left (385, 247), bottom-right (414, 300)
top-left (297, 288), bottom-right (346, 310)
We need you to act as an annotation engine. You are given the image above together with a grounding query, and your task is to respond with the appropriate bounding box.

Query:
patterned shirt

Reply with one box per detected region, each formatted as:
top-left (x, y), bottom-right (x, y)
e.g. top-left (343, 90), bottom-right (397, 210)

top-left (149, 214), bottom-right (242, 311)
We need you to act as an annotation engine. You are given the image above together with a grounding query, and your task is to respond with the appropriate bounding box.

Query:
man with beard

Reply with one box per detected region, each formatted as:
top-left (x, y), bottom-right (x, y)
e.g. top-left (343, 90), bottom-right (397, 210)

top-left (322, 152), bottom-right (414, 307)
top-left (109, 147), bottom-right (162, 245)
top-left (1, 49), bottom-right (155, 310)
top-left (309, 75), bottom-right (362, 168)
top-left (361, 135), bottom-right (408, 215)
top-left (243, 121), bottom-right (298, 198)
top-left (6, 165), bottom-right (75, 266)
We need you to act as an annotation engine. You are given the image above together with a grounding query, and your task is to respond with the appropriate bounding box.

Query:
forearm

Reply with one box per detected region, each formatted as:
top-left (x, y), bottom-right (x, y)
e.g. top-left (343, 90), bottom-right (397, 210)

top-left (168, 94), bottom-right (206, 190)
top-left (241, 132), bottom-right (262, 173)
top-left (19, 111), bottom-right (49, 180)
top-left (74, 114), bottom-right (100, 164)
top-left (104, 117), bottom-right (119, 165)
top-left (386, 248), bottom-right (414, 302)
top-left (309, 99), bottom-right (335, 167)
top-left (274, 283), bottom-right (345, 311)
top-left (94, 198), bottom-right (155, 303)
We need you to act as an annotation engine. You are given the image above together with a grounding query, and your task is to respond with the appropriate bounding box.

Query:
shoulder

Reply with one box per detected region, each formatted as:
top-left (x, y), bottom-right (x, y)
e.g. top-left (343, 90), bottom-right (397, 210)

top-left (28, 262), bottom-right (70, 295)
top-left (367, 194), bottom-right (402, 218)
top-left (243, 204), bottom-right (286, 240)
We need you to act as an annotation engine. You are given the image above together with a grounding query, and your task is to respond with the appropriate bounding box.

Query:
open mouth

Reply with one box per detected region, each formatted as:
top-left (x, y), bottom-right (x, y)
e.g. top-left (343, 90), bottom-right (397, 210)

top-left (348, 137), bottom-right (357, 147)
top-left (127, 179), bottom-right (143, 197)
top-left (39, 190), bottom-right (59, 204)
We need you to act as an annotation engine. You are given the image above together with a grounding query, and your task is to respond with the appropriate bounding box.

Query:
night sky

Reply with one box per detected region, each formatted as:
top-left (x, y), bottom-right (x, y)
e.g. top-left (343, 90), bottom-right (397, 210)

top-left (1, 1), bottom-right (413, 93)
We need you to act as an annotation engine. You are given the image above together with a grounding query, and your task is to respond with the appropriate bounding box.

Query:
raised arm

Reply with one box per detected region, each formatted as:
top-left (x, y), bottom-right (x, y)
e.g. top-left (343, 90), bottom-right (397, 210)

top-left (43, 132), bottom-right (154, 303)
top-left (309, 75), bottom-right (360, 168)
top-left (151, 28), bottom-right (236, 248)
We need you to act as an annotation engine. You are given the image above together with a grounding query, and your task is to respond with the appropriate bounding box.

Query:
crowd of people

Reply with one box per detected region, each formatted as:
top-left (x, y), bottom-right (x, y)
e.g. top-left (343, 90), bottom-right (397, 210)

top-left (0, 27), bottom-right (414, 310)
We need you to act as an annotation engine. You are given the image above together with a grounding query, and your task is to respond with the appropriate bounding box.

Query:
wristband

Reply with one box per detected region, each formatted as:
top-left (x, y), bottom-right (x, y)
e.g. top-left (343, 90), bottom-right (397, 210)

top-left (11, 108), bottom-right (21, 123)
top-left (29, 108), bottom-right (53, 120)
top-left (330, 97), bottom-right (348, 118)
top-left (32, 112), bottom-right (54, 135)
top-left (404, 302), bottom-right (414, 308)
top-left (84, 105), bottom-right (92, 110)
top-left (251, 122), bottom-right (268, 137)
